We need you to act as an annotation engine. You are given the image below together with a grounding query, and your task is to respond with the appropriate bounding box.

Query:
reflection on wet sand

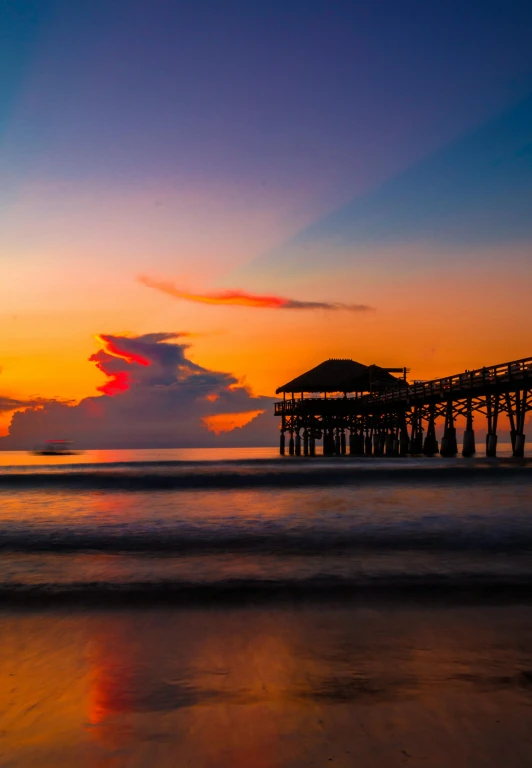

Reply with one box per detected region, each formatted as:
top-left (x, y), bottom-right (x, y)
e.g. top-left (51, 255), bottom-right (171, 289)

top-left (2, 603), bottom-right (532, 766)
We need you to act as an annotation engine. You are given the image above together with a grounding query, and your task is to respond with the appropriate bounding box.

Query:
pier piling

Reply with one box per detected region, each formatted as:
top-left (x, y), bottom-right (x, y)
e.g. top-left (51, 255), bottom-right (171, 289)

top-left (486, 433), bottom-right (498, 457)
top-left (514, 434), bottom-right (525, 458)
top-left (422, 406), bottom-right (439, 456)
top-left (440, 402), bottom-right (458, 457)
top-left (462, 403), bottom-right (475, 457)
top-left (399, 425), bottom-right (409, 457)
top-left (462, 429), bottom-right (476, 457)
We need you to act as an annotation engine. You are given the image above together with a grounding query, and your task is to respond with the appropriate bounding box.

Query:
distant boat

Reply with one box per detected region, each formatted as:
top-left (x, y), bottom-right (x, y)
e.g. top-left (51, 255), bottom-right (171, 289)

top-left (32, 440), bottom-right (79, 456)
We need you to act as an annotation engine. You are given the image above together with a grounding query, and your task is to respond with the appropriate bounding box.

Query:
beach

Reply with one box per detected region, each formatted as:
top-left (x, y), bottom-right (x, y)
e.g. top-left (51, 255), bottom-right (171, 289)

top-left (2, 600), bottom-right (532, 766)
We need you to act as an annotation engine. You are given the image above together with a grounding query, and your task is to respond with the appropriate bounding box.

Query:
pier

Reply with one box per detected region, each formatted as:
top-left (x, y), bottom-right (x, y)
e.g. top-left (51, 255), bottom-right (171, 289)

top-left (274, 357), bottom-right (532, 458)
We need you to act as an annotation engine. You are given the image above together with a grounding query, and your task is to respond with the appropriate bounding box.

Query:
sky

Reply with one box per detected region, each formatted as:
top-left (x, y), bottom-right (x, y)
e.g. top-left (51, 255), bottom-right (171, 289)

top-left (1, 0), bottom-right (531, 447)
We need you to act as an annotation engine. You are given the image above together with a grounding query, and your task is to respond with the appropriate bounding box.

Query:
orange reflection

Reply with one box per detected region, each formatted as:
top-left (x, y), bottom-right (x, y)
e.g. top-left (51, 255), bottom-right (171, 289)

top-left (87, 625), bottom-right (136, 727)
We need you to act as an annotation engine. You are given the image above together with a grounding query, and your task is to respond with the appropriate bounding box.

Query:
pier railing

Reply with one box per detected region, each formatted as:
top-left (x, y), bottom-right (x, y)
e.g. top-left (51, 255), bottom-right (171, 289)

top-left (366, 356), bottom-right (532, 407)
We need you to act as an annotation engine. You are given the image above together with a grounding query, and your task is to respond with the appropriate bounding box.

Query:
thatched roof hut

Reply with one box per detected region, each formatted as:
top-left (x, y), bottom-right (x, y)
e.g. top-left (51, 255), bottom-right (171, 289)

top-left (276, 359), bottom-right (402, 395)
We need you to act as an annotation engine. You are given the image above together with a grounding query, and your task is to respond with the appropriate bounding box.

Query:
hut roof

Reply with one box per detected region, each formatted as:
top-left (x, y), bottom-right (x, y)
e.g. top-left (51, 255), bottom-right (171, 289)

top-left (276, 359), bottom-right (401, 394)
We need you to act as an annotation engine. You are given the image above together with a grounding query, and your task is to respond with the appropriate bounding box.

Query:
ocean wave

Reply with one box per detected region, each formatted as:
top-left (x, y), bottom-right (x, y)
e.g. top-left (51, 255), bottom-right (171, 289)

top-left (1, 526), bottom-right (532, 553)
top-left (0, 463), bottom-right (531, 490)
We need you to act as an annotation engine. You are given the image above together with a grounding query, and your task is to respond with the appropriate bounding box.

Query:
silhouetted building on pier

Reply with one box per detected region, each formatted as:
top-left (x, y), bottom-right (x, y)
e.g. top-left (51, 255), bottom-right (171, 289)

top-left (274, 357), bottom-right (532, 458)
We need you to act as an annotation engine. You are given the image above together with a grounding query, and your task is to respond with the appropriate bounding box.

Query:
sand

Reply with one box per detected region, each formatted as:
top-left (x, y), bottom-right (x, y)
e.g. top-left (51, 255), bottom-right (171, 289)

top-left (1, 600), bottom-right (532, 767)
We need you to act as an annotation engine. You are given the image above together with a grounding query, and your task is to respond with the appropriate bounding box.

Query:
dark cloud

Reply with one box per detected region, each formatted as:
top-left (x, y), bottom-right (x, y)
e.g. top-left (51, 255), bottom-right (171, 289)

top-left (0, 334), bottom-right (276, 449)
top-left (0, 396), bottom-right (63, 414)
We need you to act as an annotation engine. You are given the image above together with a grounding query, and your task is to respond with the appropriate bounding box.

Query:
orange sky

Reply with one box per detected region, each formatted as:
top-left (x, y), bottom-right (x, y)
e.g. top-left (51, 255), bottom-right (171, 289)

top-left (1, 239), bottom-right (532, 437)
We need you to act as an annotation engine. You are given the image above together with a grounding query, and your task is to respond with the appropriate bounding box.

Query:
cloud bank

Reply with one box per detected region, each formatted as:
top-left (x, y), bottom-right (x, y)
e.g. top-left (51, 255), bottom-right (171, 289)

top-left (139, 276), bottom-right (373, 312)
top-left (0, 396), bottom-right (66, 414)
top-left (1, 334), bottom-right (276, 449)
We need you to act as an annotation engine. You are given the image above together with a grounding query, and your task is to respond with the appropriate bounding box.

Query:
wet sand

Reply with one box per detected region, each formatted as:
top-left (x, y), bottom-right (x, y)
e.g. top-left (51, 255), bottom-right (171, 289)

top-left (2, 601), bottom-right (532, 766)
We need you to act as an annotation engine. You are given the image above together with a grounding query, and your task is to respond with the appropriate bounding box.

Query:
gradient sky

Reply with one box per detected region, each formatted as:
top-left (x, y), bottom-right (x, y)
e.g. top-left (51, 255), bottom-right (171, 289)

top-left (1, 0), bottom-right (532, 443)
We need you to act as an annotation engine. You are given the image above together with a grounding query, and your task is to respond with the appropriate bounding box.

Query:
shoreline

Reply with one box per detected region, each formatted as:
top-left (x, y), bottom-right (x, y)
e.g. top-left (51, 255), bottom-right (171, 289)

top-left (3, 581), bottom-right (532, 610)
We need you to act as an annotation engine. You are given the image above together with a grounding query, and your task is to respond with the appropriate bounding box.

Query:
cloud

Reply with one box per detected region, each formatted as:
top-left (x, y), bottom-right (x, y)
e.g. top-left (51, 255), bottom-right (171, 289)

top-left (0, 333), bottom-right (276, 449)
top-left (202, 410), bottom-right (265, 435)
top-left (0, 396), bottom-right (66, 414)
top-left (90, 333), bottom-right (187, 394)
top-left (138, 276), bottom-right (373, 312)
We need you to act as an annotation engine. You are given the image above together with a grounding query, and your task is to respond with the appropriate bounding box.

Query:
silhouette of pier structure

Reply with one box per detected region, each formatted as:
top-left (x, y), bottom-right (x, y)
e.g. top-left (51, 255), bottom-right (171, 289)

top-left (274, 357), bottom-right (532, 458)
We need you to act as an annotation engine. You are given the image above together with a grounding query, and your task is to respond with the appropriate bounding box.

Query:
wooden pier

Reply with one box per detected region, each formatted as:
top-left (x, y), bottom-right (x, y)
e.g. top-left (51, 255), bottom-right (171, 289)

top-left (274, 357), bottom-right (532, 458)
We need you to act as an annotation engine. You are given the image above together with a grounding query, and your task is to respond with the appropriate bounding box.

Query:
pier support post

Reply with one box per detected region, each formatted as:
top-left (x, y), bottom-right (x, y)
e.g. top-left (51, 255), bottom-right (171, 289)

top-left (335, 431), bottom-right (341, 455)
top-left (514, 434), bottom-right (526, 458)
top-left (295, 432), bottom-right (301, 456)
top-left (351, 432), bottom-right (364, 456)
top-left (289, 434), bottom-right (294, 456)
top-left (486, 433), bottom-right (498, 457)
top-left (422, 406), bottom-right (439, 457)
top-left (350, 420), bottom-right (364, 455)
top-left (385, 432), bottom-right (394, 456)
top-left (324, 431), bottom-right (334, 456)
top-left (365, 434), bottom-right (373, 456)
top-left (485, 394), bottom-right (500, 458)
top-left (506, 390), bottom-right (527, 457)
top-left (462, 429), bottom-right (476, 457)
top-left (280, 432), bottom-right (285, 455)
top-left (440, 402), bottom-right (458, 458)
top-left (392, 432), bottom-right (400, 456)
top-left (462, 402), bottom-right (475, 457)
top-left (303, 431), bottom-right (309, 456)
top-left (399, 417), bottom-right (409, 457)
top-left (409, 412), bottom-right (423, 455)
top-left (341, 432), bottom-right (346, 455)
top-left (309, 435), bottom-right (316, 456)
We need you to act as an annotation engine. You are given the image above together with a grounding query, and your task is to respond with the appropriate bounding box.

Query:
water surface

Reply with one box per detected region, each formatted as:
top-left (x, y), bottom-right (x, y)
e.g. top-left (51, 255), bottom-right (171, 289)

top-left (0, 447), bottom-right (530, 598)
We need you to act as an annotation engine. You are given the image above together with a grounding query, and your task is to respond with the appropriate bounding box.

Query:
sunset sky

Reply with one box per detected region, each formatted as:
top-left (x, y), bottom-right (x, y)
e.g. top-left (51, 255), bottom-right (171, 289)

top-left (1, 0), bottom-right (532, 445)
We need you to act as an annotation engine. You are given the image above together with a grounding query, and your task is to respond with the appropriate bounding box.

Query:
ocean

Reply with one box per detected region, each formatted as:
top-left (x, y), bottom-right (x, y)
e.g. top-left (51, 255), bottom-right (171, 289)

top-left (3, 448), bottom-right (532, 766)
top-left (1, 446), bottom-right (531, 601)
